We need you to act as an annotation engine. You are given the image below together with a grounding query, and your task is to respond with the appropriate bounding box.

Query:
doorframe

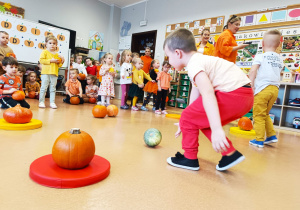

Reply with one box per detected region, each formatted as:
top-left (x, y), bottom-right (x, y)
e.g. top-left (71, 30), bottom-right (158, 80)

top-left (131, 30), bottom-right (157, 58)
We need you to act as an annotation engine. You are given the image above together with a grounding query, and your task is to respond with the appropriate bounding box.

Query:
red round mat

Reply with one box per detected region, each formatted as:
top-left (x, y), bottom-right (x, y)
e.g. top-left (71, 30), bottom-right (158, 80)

top-left (29, 154), bottom-right (110, 188)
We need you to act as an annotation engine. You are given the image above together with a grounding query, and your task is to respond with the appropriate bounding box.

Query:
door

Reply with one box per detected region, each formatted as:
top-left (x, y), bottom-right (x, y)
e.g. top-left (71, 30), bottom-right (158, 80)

top-left (131, 30), bottom-right (157, 58)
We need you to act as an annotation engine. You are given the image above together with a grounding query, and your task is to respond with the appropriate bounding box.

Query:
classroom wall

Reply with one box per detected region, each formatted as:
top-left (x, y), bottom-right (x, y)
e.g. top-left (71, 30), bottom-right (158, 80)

top-left (8, 0), bottom-right (121, 53)
top-left (120, 0), bottom-right (300, 63)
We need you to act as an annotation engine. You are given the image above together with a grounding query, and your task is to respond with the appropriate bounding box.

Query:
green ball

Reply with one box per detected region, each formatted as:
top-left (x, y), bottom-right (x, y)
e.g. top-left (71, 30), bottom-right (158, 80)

top-left (144, 128), bottom-right (162, 147)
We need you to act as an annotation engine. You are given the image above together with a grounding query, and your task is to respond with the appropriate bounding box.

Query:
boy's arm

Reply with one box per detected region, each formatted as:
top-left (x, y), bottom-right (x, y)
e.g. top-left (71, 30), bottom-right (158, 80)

top-left (249, 64), bottom-right (260, 91)
top-left (189, 86), bottom-right (200, 104)
top-left (194, 71), bottom-right (230, 153)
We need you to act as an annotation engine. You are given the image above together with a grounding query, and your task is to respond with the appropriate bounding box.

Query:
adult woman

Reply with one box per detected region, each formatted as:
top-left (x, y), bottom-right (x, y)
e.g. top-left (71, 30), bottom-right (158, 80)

top-left (196, 29), bottom-right (214, 56)
top-left (214, 15), bottom-right (248, 63)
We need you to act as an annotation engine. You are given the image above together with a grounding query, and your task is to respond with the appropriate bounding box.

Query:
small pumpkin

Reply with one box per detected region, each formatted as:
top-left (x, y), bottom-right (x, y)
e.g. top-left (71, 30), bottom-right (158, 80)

top-left (31, 28), bottom-right (41, 35)
top-left (70, 96), bottom-right (80, 105)
top-left (92, 105), bottom-right (107, 118)
top-left (1, 20), bottom-right (12, 29)
top-left (17, 24), bottom-right (27, 32)
top-left (10, 37), bottom-right (20, 45)
top-left (24, 40), bottom-right (34, 47)
top-left (238, 117), bottom-right (253, 131)
top-left (52, 128), bottom-right (95, 169)
top-left (78, 73), bottom-right (86, 80)
top-left (12, 91), bottom-right (25, 101)
top-left (3, 104), bottom-right (33, 124)
top-left (89, 97), bottom-right (97, 104)
top-left (28, 91), bottom-right (36, 99)
top-left (107, 105), bottom-right (118, 117)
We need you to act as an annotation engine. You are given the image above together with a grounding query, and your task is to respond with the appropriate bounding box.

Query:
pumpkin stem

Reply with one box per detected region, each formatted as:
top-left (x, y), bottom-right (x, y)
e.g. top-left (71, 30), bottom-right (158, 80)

top-left (70, 128), bottom-right (81, 134)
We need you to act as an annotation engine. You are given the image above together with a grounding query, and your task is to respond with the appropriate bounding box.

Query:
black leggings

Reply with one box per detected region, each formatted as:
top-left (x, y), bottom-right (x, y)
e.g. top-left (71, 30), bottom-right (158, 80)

top-left (64, 95), bottom-right (84, 104)
top-left (156, 89), bottom-right (168, 111)
top-left (143, 92), bottom-right (157, 107)
top-left (0, 97), bottom-right (30, 109)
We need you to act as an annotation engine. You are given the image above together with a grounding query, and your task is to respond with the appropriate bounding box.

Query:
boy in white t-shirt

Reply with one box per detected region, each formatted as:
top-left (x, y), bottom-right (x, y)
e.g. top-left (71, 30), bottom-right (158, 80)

top-left (249, 29), bottom-right (282, 148)
top-left (164, 28), bottom-right (253, 171)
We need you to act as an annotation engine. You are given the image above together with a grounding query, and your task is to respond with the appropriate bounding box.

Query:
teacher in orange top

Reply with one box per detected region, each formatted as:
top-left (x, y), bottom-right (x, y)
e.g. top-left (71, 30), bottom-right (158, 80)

top-left (214, 15), bottom-right (249, 63)
top-left (141, 47), bottom-right (153, 74)
top-left (196, 29), bottom-right (214, 56)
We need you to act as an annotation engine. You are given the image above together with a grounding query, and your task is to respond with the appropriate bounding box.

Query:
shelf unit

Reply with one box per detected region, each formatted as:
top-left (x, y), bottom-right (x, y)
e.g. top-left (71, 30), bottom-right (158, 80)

top-left (270, 82), bottom-right (300, 132)
top-left (168, 71), bottom-right (191, 109)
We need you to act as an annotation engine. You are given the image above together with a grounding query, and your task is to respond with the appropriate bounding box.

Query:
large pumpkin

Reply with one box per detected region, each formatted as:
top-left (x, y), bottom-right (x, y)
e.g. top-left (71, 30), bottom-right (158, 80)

top-left (28, 91), bottom-right (36, 99)
top-left (52, 128), bottom-right (95, 169)
top-left (92, 105), bottom-right (107, 118)
top-left (3, 104), bottom-right (33, 124)
top-left (238, 117), bottom-right (253, 131)
top-left (70, 96), bottom-right (80, 105)
top-left (78, 73), bottom-right (86, 80)
top-left (89, 97), bottom-right (97, 104)
top-left (107, 105), bottom-right (118, 117)
top-left (12, 91), bottom-right (25, 101)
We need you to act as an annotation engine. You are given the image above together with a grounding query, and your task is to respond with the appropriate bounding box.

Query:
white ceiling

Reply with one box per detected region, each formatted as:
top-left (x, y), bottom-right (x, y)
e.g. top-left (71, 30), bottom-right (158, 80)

top-left (98, 0), bottom-right (145, 8)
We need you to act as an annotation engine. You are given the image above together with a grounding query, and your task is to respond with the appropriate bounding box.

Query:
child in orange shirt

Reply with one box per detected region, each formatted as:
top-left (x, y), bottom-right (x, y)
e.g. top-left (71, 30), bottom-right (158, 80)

top-left (155, 61), bottom-right (172, 115)
top-left (63, 69), bottom-right (84, 104)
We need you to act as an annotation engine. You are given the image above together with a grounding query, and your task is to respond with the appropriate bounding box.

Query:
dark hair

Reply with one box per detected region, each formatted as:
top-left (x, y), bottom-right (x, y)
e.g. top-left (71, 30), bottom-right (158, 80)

top-left (87, 74), bottom-right (97, 85)
top-left (163, 28), bottom-right (197, 52)
top-left (2, 57), bottom-right (18, 67)
top-left (150, 59), bottom-right (159, 69)
top-left (27, 72), bottom-right (37, 81)
top-left (224, 15), bottom-right (241, 30)
top-left (85, 57), bottom-right (91, 63)
top-left (18, 65), bottom-right (26, 73)
top-left (200, 28), bottom-right (210, 36)
top-left (162, 61), bottom-right (171, 67)
top-left (70, 68), bottom-right (79, 74)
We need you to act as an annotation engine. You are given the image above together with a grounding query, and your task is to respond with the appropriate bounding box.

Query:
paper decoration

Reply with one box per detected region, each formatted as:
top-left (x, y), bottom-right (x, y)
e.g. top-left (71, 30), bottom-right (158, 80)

top-left (10, 8), bottom-right (17, 14)
top-left (271, 10), bottom-right (287, 22)
top-left (88, 31), bottom-right (104, 51)
top-left (287, 8), bottom-right (300, 21)
top-left (3, 2), bottom-right (11, 9)
top-left (194, 21), bottom-right (200, 29)
top-left (256, 13), bottom-right (271, 25)
top-left (184, 22), bottom-right (189, 29)
top-left (0, 2), bottom-right (24, 18)
top-left (0, 5), bottom-right (5, 13)
top-left (210, 24), bottom-right (216, 33)
top-left (166, 25), bottom-right (171, 32)
top-left (216, 17), bottom-right (223, 26)
top-left (244, 15), bottom-right (256, 26)
top-left (198, 26), bottom-right (205, 34)
top-left (175, 24), bottom-right (180, 29)
top-left (189, 27), bottom-right (194, 33)
top-left (205, 19), bottom-right (211, 27)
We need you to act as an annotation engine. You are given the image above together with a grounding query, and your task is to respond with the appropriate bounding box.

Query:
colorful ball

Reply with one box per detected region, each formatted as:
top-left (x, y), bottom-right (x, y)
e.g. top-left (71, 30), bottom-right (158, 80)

top-left (144, 128), bottom-right (162, 147)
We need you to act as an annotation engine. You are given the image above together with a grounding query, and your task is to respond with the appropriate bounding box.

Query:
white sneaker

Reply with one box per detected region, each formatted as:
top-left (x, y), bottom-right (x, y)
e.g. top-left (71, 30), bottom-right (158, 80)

top-left (39, 102), bottom-right (46, 108)
top-left (97, 102), bottom-right (103, 105)
top-left (50, 103), bottom-right (57, 109)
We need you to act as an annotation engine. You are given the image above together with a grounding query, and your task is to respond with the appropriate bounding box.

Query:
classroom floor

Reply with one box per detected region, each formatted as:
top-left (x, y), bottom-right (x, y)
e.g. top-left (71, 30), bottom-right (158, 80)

top-left (0, 95), bottom-right (299, 210)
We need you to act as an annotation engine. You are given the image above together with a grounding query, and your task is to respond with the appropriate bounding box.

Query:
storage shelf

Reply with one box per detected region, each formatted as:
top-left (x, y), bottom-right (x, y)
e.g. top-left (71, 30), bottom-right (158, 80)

top-left (272, 104), bottom-right (282, 107)
top-left (283, 105), bottom-right (300, 109)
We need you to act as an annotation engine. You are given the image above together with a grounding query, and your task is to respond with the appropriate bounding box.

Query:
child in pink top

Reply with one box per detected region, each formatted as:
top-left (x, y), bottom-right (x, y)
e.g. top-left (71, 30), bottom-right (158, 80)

top-left (164, 28), bottom-right (253, 172)
top-left (155, 61), bottom-right (172, 115)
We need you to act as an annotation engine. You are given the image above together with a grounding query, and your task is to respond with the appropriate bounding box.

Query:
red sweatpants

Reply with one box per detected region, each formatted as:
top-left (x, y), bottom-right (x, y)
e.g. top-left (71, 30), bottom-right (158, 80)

top-left (180, 87), bottom-right (254, 159)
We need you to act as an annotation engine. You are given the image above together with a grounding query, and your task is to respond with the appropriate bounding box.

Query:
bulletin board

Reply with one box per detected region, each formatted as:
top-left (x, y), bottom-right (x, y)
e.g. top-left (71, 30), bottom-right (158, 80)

top-left (165, 16), bottom-right (225, 37)
top-left (0, 13), bottom-right (70, 67)
top-left (232, 4), bottom-right (300, 31)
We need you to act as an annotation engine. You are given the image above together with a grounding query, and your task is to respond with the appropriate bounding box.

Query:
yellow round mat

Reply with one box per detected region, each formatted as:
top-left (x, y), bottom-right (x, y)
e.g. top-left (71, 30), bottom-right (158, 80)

top-left (230, 127), bottom-right (256, 136)
top-left (165, 114), bottom-right (181, 119)
top-left (0, 119), bottom-right (42, 130)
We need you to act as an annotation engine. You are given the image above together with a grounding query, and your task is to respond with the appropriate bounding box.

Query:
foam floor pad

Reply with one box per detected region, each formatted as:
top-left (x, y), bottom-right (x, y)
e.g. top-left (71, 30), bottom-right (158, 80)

top-left (230, 127), bottom-right (256, 136)
top-left (165, 114), bottom-right (181, 119)
top-left (0, 119), bottom-right (42, 130)
top-left (29, 154), bottom-right (110, 188)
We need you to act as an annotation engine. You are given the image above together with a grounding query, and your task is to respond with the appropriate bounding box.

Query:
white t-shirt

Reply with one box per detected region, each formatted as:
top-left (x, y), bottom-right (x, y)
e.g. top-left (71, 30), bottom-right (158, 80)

top-left (72, 63), bottom-right (87, 76)
top-left (198, 48), bottom-right (204, 54)
top-left (253, 52), bottom-right (282, 95)
top-left (187, 53), bottom-right (250, 92)
top-left (120, 62), bottom-right (133, 84)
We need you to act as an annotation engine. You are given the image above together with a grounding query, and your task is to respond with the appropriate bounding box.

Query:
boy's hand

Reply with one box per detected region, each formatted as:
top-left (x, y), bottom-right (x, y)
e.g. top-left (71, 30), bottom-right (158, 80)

top-left (10, 88), bottom-right (18, 94)
top-left (79, 94), bottom-right (82, 98)
top-left (69, 93), bottom-right (73, 97)
top-left (25, 93), bottom-right (28, 96)
top-left (50, 58), bottom-right (59, 63)
top-left (122, 75), bottom-right (125, 79)
top-left (151, 80), bottom-right (155, 83)
top-left (138, 83), bottom-right (144, 88)
top-left (169, 88), bottom-right (171, 93)
top-left (174, 123), bottom-right (181, 138)
top-left (158, 86), bottom-right (161, 91)
top-left (58, 55), bottom-right (65, 64)
top-left (211, 129), bottom-right (230, 153)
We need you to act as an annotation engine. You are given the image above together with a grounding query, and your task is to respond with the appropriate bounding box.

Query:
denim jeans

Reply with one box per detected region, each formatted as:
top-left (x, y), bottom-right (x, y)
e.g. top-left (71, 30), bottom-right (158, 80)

top-left (39, 74), bottom-right (57, 104)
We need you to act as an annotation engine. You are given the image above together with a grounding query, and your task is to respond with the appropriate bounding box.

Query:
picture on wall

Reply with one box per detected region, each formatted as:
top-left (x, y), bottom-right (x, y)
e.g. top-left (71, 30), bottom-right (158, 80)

top-left (282, 35), bottom-right (300, 52)
top-left (88, 31), bottom-right (104, 51)
top-left (236, 39), bottom-right (263, 69)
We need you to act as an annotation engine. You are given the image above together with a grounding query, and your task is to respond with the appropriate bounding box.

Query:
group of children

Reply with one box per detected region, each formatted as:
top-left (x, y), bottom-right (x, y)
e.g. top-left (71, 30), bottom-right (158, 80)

top-left (0, 27), bottom-right (283, 172)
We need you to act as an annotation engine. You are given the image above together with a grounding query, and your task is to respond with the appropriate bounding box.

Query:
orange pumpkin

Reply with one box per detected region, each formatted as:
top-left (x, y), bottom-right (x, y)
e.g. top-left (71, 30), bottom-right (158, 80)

top-left (52, 128), bottom-right (95, 169)
top-left (3, 104), bottom-right (32, 124)
top-left (24, 40), bottom-right (34, 47)
top-left (78, 73), bottom-right (86, 80)
top-left (28, 91), bottom-right (36, 99)
top-left (1, 21), bottom-right (12, 29)
top-left (238, 117), bottom-right (253, 131)
top-left (38, 43), bottom-right (45, 50)
top-left (57, 34), bottom-right (65, 41)
top-left (31, 28), bottom-right (41, 35)
top-left (92, 105), bottom-right (107, 118)
top-left (10, 37), bottom-right (20, 45)
top-left (12, 91), bottom-right (25, 101)
top-left (70, 96), bottom-right (80, 105)
top-left (107, 105), bottom-right (118, 117)
top-left (89, 97), bottom-right (97, 104)
top-left (17, 24), bottom-right (27, 32)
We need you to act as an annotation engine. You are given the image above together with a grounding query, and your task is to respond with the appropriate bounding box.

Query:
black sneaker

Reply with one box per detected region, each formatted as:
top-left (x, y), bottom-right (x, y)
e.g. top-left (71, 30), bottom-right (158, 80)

top-left (216, 151), bottom-right (245, 171)
top-left (167, 152), bottom-right (199, 171)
